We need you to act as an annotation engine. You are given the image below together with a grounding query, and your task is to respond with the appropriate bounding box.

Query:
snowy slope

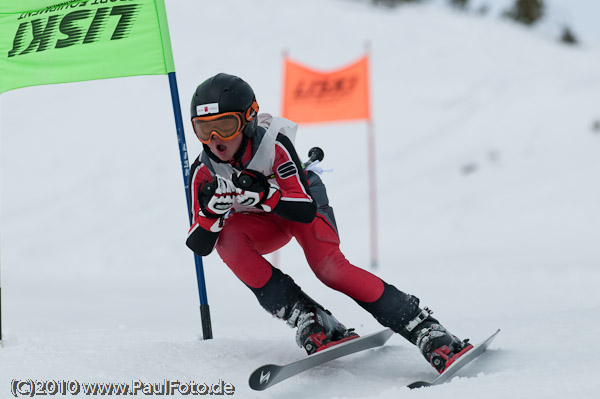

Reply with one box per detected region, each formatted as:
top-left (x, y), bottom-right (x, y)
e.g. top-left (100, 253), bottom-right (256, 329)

top-left (1, 0), bottom-right (600, 398)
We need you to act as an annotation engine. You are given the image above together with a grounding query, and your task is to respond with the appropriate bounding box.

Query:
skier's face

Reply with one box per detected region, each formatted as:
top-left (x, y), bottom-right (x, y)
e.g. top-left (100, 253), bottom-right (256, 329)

top-left (205, 132), bottom-right (243, 161)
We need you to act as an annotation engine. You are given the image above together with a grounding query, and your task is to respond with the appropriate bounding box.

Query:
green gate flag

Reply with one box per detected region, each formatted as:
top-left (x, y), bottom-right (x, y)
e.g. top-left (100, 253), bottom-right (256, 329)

top-left (0, 0), bottom-right (175, 93)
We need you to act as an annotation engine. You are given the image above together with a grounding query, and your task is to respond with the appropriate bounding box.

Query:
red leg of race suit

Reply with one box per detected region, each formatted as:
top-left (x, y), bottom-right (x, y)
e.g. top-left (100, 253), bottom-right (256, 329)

top-left (216, 212), bottom-right (292, 289)
top-left (217, 212), bottom-right (385, 306)
top-left (291, 215), bottom-right (384, 303)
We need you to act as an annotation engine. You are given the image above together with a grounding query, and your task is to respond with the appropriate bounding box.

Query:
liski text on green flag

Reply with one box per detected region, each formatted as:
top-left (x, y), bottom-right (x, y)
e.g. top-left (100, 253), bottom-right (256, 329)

top-left (0, 0), bottom-right (175, 93)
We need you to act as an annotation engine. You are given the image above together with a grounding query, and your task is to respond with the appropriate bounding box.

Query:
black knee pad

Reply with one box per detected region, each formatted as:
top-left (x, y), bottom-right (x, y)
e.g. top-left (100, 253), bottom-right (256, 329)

top-left (246, 265), bottom-right (303, 320)
top-left (355, 282), bottom-right (421, 335)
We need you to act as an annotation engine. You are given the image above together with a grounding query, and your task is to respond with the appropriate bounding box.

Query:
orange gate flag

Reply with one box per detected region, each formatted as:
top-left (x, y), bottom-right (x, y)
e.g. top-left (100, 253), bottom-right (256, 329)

top-left (282, 56), bottom-right (370, 124)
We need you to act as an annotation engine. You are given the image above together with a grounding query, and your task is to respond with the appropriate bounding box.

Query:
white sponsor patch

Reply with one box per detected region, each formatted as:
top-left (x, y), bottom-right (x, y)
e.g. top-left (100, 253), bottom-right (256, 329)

top-left (196, 103), bottom-right (219, 116)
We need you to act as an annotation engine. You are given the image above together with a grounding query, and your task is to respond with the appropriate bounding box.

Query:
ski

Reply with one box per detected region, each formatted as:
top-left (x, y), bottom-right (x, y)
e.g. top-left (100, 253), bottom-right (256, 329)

top-left (408, 328), bottom-right (501, 389)
top-left (249, 328), bottom-right (394, 391)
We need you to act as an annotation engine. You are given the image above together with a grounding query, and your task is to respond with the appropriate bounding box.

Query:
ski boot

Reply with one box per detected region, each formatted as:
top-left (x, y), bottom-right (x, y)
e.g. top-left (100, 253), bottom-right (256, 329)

top-left (405, 308), bottom-right (473, 373)
top-left (286, 294), bottom-right (358, 355)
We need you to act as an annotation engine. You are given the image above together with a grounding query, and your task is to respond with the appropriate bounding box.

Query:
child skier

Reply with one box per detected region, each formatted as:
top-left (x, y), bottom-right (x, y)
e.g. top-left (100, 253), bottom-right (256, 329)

top-left (185, 73), bottom-right (472, 373)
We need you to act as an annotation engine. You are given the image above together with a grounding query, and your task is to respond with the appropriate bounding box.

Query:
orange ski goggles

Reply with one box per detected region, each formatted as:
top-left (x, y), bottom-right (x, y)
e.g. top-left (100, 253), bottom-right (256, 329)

top-left (192, 101), bottom-right (259, 144)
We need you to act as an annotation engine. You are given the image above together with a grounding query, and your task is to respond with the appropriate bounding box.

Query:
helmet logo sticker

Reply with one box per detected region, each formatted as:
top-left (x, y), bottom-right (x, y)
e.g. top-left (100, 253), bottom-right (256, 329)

top-left (196, 103), bottom-right (219, 116)
top-left (245, 99), bottom-right (259, 121)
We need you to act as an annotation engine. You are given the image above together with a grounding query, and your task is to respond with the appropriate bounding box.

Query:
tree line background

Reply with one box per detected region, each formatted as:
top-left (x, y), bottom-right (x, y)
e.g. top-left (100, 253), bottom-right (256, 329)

top-left (367, 0), bottom-right (578, 45)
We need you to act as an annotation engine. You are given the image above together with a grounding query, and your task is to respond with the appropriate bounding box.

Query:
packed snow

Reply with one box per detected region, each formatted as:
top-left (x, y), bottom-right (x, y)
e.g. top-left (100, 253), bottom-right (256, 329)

top-left (1, 0), bottom-right (599, 398)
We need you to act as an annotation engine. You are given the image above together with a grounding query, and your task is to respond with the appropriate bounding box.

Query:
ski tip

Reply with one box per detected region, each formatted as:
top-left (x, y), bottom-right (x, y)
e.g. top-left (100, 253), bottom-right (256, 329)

top-left (489, 328), bottom-right (501, 340)
top-left (407, 381), bottom-right (432, 389)
top-left (249, 364), bottom-right (281, 391)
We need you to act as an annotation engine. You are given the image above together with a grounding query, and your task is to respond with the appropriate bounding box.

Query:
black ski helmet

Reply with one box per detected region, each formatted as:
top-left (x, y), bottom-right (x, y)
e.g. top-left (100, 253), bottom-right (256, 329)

top-left (190, 73), bottom-right (259, 138)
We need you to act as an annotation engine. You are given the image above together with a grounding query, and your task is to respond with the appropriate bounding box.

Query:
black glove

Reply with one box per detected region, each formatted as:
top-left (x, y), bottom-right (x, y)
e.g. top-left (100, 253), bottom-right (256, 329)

top-left (232, 169), bottom-right (281, 212)
top-left (198, 175), bottom-right (236, 218)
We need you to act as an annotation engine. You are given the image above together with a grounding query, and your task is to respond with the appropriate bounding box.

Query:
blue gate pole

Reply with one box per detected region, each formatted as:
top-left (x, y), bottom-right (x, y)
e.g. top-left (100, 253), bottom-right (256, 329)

top-left (167, 71), bottom-right (213, 340)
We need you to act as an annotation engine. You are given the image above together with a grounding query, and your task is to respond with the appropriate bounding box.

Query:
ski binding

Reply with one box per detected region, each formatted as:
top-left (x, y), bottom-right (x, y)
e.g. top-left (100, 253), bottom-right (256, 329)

top-left (408, 328), bottom-right (501, 389)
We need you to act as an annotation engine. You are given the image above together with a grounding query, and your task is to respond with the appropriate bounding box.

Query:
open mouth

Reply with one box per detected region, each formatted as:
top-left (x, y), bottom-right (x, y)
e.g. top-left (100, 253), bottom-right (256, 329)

top-left (216, 144), bottom-right (227, 153)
